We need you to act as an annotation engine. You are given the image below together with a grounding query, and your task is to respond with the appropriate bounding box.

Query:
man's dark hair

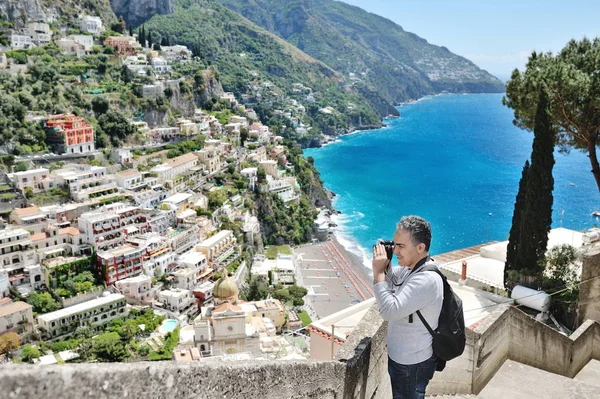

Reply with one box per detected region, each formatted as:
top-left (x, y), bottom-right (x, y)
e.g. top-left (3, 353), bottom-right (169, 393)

top-left (396, 215), bottom-right (432, 251)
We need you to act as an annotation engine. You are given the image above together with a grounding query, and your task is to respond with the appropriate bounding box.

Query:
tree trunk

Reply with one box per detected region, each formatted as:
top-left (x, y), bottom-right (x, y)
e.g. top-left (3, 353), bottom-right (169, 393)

top-left (588, 140), bottom-right (600, 192)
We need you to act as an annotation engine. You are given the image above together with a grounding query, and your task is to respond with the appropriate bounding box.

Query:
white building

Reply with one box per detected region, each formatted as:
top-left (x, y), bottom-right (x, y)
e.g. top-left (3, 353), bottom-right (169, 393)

top-left (151, 153), bottom-right (198, 185)
top-left (196, 145), bottom-right (222, 174)
top-left (157, 288), bottom-right (197, 316)
top-left (10, 34), bottom-right (34, 50)
top-left (259, 160), bottom-right (279, 178)
top-left (240, 167), bottom-right (258, 191)
top-left (0, 300), bottom-right (34, 334)
top-left (0, 228), bottom-right (40, 292)
top-left (27, 22), bottom-right (52, 46)
top-left (79, 16), bottom-right (104, 35)
top-left (266, 177), bottom-right (298, 204)
top-left (78, 208), bottom-right (124, 251)
top-left (70, 35), bottom-right (94, 51)
top-left (195, 230), bottom-right (239, 270)
top-left (11, 168), bottom-right (52, 194)
top-left (171, 268), bottom-right (198, 291)
top-left (115, 169), bottom-right (144, 190)
top-left (115, 275), bottom-right (157, 303)
top-left (165, 225), bottom-right (199, 255)
top-left (53, 164), bottom-right (116, 202)
top-left (179, 251), bottom-right (210, 282)
top-left (57, 38), bottom-right (86, 57)
top-left (150, 57), bottom-right (171, 74)
top-left (37, 293), bottom-right (127, 339)
top-left (147, 208), bottom-right (176, 235)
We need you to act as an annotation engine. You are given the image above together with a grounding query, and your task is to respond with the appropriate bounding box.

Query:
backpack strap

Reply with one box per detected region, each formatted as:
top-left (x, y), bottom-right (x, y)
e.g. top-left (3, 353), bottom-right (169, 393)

top-left (416, 310), bottom-right (434, 335)
top-left (414, 264), bottom-right (445, 336)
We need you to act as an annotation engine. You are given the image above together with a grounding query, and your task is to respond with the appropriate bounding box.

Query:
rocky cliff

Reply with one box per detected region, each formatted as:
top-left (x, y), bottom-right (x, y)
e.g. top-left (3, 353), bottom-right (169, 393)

top-left (0, 0), bottom-right (116, 29)
top-left (110, 0), bottom-right (173, 28)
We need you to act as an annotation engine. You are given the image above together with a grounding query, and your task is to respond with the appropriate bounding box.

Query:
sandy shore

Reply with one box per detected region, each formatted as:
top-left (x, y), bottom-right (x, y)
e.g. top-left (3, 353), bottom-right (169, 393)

top-left (293, 236), bottom-right (374, 321)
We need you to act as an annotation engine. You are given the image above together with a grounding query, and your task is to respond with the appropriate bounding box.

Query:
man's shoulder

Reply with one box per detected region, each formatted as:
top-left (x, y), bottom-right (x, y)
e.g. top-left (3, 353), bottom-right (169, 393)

top-left (413, 266), bottom-right (444, 290)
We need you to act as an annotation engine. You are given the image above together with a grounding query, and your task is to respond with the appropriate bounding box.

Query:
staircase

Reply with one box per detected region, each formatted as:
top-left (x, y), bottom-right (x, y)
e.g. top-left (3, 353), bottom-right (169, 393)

top-left (428, 359), bottom-right (600, 399)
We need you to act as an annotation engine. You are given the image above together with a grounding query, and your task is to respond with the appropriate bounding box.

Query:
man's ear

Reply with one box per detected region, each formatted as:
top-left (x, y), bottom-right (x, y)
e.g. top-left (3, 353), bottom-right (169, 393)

top-left (417, 243), bottom-right (426, 254)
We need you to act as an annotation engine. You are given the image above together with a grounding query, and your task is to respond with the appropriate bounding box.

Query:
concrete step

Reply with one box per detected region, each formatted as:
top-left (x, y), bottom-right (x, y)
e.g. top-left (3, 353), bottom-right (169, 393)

top-left (478, 360), bottom-right (600, 399)
top-left (574, 359), bottom-right (600, 387)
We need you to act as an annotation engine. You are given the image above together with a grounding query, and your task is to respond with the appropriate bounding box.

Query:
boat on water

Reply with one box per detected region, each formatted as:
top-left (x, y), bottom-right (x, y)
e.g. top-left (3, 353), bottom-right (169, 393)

top-left (592, 211), bottom-right (600, 217)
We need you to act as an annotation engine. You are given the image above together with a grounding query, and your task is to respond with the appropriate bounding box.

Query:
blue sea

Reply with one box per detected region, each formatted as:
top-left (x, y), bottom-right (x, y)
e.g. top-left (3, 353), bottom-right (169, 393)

top-left (304, 93), bottom-right (599, 270)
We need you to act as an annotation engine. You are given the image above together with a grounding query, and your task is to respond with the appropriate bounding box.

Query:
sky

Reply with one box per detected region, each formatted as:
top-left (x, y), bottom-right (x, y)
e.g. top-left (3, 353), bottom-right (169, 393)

top-left (341, 0), bottom-right (600, 81)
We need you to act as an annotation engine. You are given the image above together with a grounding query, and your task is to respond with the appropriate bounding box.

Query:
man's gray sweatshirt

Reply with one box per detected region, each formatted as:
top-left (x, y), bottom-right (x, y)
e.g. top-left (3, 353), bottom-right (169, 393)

top-left (373, 259), bottom-right (443, 365)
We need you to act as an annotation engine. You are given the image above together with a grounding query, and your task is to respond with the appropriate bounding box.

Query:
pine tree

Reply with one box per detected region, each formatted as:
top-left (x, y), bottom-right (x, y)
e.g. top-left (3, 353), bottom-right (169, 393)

top-left (505, 160), bottom-right (530, 288)
top-left (504, 87), bottom-right (555, 288)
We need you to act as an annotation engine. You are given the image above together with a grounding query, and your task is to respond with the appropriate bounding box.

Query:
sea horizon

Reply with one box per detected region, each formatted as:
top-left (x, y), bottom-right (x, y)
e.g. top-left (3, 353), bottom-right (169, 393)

top-left (305, 93), bottom-right (599, 276)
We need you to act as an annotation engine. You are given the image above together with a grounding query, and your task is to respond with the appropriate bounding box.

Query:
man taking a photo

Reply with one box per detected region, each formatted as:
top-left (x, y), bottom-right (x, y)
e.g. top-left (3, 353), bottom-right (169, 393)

top-left (372, 215), bottom-right (443, 399)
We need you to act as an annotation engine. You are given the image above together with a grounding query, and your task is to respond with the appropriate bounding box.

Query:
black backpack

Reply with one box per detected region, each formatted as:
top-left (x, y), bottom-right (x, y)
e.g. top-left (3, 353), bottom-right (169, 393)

top-left (413, 264), bottom-right (466, 371)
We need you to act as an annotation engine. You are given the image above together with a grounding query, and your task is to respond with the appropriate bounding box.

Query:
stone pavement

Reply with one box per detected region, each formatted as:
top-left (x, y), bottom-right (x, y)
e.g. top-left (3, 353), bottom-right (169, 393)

top-left (478, 359), bottom-right (600, 398)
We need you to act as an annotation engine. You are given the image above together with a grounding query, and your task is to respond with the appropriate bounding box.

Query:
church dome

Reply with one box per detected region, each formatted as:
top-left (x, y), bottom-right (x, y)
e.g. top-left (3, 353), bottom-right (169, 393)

top-left (214, 274), bottom-right (239, 303)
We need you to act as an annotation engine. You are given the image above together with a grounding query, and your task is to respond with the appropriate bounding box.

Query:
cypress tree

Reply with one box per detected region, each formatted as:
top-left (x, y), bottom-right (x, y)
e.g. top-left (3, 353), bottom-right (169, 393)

top-left (138, 26), bottom-right (145, 46)
top-left (518, 87), bottom-right (555, 274)
top-left (147, 29), bottom-right (153, 49)
top-left (505, 160), bottom-right (530, 288)
top-left (161, 35), bottom-right (169, 47)
top-left (506, 87), bottom-right (555, 284)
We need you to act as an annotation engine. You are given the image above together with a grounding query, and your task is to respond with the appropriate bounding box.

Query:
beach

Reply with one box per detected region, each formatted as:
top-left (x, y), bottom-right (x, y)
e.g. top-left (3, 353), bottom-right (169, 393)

top-left (293, 236), bottom-right (374, 321)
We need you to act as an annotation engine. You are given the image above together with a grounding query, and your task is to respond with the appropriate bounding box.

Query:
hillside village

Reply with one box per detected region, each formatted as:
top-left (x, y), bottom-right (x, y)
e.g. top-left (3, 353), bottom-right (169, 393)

top-left (0, 12), bottom-right (336, 364)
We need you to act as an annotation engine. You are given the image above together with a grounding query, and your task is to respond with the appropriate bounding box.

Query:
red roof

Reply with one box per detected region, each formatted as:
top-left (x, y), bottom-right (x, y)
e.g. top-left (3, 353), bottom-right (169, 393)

top-left (306, 325), bottom-right (344, 345)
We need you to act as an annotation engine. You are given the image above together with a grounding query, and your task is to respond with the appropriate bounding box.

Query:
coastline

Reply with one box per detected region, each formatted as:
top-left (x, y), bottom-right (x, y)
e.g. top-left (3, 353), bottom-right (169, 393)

top-left (293, 235), bottom-right (374, 321)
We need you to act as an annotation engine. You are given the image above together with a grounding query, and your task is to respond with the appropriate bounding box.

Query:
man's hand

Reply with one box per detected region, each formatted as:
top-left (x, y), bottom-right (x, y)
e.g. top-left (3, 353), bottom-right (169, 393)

top-left (372, 243), bottom-right (389, 284)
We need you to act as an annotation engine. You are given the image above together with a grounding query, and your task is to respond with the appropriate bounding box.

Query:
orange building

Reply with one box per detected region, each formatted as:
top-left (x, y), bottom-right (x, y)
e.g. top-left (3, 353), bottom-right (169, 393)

top-left (104, 36), bottom-right (137, 57)
top-left (44, 114), bottom-right (95, 154)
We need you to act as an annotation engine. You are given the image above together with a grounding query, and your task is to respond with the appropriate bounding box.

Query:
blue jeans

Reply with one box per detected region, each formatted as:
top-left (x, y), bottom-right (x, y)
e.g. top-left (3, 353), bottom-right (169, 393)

top-left (388, 355), bottom-right (437, 399)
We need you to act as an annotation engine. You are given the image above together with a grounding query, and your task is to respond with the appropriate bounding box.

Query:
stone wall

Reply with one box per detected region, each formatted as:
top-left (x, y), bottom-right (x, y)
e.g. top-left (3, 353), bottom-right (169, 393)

top-left (579, 246), bottom-right (600, 325)
top-left (1, 303), bottom-right (599, 399)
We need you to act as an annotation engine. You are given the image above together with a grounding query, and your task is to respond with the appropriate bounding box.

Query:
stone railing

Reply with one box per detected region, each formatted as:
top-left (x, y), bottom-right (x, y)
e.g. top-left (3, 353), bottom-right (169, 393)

top-left (1, 303), bottom-right (599, 398)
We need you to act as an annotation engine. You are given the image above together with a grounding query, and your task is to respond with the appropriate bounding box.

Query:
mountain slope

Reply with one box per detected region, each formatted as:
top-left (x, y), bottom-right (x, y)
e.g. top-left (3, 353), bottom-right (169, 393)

top-left (217, 0), bottom-right (504, 103)
top-left (142, 0), bottom-right (393, 132)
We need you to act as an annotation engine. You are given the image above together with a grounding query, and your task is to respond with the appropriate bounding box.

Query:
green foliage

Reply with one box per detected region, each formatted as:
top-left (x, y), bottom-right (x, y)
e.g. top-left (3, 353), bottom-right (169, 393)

top-left (297, 310), bottom-right (311, 327)
top-left (20, 345), bottom-right (41, 363)
top-left (257, 192), bottom-right (318, 245)
top-left (26, 292), bottom-right (61, 315)
top-left (504, 37), bottom-right (600, 192)
top-left (14, 162), bottom-right (28, 172)
top-left (91, 96), bottom-right (110, 116)
top-left (265, 245), bottom-right (292, 259)
top-left (148, 326), bottom-right (179, 361)
top-left (50, 339), bottom-right (79, 353)
top-left (208, 189), bottom-right (228, 210)
top-left (97, 110), bottom-right (136, 146)
top-left (245, 276), bottom-right (269, 301)
top-left (92, 332), bottom-right (129, 362)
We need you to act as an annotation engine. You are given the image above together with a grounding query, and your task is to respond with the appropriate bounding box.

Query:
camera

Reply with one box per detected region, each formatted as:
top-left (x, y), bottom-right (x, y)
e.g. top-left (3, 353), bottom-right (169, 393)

top-left (373, 240), bottom-right (395, 260)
